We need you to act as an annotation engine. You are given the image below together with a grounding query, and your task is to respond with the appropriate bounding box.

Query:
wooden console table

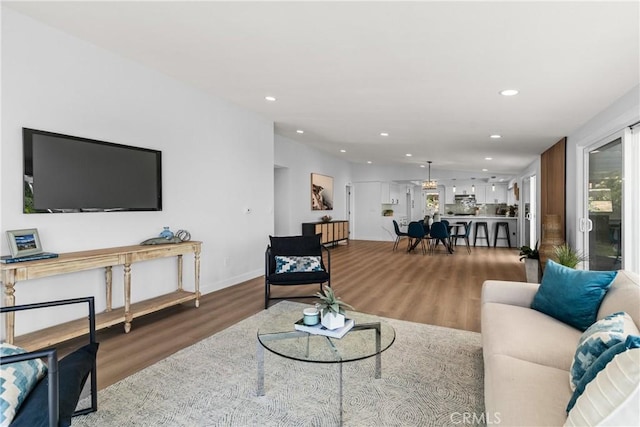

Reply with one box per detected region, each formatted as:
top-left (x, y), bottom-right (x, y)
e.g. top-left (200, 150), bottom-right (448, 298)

top-left (1, 241), bottom-right (201, 350)
top-left (302, 220), bottom-right (349, 246)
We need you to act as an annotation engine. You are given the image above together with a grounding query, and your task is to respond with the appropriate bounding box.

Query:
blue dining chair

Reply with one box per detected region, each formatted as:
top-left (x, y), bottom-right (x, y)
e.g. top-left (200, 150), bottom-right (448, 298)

top-left (407, 221), bottom-right (427, 255)
top-left (429, 221), bottom-right (453, 254)
top-left (392, 220), bottom-right (409, 251)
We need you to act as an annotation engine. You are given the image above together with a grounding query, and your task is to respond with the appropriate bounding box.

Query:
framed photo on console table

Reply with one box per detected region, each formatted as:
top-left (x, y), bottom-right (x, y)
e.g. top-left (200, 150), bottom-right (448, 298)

top-left (6, 228), bottom-right (43, 258)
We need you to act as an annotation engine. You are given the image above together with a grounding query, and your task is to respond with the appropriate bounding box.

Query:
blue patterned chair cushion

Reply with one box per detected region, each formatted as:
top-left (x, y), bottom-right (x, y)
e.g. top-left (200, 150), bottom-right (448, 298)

top-left (531, 260), bottom-right (617, 331)
top-left (275, 256), bottom-right (322, 273)
top-left (0, 343), bottom-right (47, 426)
top-left (569, 311), bottom-right (639, 391)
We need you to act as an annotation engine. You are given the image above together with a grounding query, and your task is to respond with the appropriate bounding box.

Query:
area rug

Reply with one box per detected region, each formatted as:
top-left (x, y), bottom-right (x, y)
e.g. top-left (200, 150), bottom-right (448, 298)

top-left (74, 301), bottom-right (484, 426)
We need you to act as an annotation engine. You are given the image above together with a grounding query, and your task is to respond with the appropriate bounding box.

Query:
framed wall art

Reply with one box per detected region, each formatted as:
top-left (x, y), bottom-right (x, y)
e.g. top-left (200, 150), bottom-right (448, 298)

top-left (6, 228), bottom-right (43, 258)
top-left (311, 173), bottom-right (334, 211)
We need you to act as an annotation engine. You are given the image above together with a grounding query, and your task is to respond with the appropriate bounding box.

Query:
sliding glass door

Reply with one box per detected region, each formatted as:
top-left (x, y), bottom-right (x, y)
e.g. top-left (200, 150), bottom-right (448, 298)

top-left (584, 138), bottom-right (623, 270)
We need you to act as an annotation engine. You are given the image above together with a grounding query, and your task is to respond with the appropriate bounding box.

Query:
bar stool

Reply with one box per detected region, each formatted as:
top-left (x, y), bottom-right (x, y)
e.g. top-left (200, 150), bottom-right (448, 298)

top-left (474, 222), bottom-right (490, 247)
top-left (452, 221), bottom-right (467, 239)
top-left (494, 222), bottom-right (511, 248)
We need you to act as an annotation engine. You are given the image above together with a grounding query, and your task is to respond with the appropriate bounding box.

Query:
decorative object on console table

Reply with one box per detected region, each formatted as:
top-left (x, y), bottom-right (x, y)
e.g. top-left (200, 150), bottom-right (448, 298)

top-left (141, 229), bottom-right (191, 245)
top-left (320, 215), bottom-right (332, 223)
top-left (539, 214), bottom-right (564, 271)
top-left (315, 285), bottom-right (353, 330)
top-left (3, 228), bottom-right (59, 263)
top-left (159, 226), bottom-right (174, 239)
top-left (6, 228), bottom-right (44, 258)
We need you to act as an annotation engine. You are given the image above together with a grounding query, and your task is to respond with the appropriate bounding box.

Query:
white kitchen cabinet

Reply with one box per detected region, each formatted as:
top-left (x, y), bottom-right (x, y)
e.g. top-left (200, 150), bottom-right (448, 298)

top-left (485, 184), bottom-right (508, 204)
top-left (381, 182), bottom-right (401, 204)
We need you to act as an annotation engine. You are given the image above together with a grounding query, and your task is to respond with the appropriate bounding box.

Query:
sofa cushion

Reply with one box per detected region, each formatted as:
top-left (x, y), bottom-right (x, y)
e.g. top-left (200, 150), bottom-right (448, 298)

top-left (597, 270), bottom-right (640, 326)
top-left (565, 347), bottom-right (640, 427)
top-left (482, 302), bottom-right (581, 371)
top-left (567, 335), bottom-right (640, 413)
top-left (569, 311), bottom-right (638, 391)
top-left (0, 343), bottom-right (48, 427)
top-left (484, 354), bottom-right (572, 427)
top-left (11, 342), bottom-right (99, 427)
top-left (275, 255), bottom-right (322, 273)
top-left (531, 260), bottom-right (617, 331)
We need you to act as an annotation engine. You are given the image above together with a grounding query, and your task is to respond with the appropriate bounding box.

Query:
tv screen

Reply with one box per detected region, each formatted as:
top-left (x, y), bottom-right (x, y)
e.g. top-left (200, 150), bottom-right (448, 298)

top-left (23, 128), bottom-right (162, 213)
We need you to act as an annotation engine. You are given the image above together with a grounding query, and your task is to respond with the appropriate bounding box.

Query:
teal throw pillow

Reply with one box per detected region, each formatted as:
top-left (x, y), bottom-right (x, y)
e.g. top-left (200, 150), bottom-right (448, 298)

top-left (275, 256), bottom-right (322, 273)
top-left (531, 260), bottom-right (617, 331)
top-left (569, 312), bottom-right (637, 391)
top-left (0, 343), bottom-right (48, 426)
top-left (567, 335), bottom-right (640, 412)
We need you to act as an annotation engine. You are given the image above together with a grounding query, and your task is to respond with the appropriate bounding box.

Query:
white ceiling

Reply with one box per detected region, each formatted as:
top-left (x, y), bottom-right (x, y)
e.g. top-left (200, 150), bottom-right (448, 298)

top-left (5, 1), bottom-right (639, 178)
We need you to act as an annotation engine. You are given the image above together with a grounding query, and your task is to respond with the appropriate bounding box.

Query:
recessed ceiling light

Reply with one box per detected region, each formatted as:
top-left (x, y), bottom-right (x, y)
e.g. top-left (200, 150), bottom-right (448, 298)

top-left (367, 161), bottom-right (373, 164)
top-left (482, 168), bottom-right (488, 172)
top-left (340, 149), bottom-right (346, 153)
top-left (406, 153), bottom-right (412, 157)
top-left (485, 157), bottom-right (493, 160)
top-left (499, 89), bottom-right (519, 96)
top-left (380, 132), bottom-right (389, 137)
top-left (265, 96), bottom-right (276, 102)
top-left (296, 130), bottom-right (304, 134)
top-left (420, 164), bottom-right (425, 168)
top-left (490, 134), bottom-right (502, 139)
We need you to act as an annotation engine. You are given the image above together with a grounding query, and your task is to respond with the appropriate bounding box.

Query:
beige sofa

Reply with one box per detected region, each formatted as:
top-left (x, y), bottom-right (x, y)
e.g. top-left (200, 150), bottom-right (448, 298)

top-left (481, 270), bottom-right (640, 426)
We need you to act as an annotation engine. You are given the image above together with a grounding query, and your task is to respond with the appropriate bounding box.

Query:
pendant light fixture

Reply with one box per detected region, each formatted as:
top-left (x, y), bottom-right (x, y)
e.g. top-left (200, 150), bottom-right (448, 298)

top-left (452, 179), bottom-right (456, 193)
top-left (422, 161), bottom-right (437, 190)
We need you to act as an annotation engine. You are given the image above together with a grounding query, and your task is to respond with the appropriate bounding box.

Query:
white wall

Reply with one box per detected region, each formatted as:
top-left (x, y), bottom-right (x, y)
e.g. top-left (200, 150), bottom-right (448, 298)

top-left (274, 135), bottom-right (351, 236)
top-left (1, 9), bottom-right (274, 335)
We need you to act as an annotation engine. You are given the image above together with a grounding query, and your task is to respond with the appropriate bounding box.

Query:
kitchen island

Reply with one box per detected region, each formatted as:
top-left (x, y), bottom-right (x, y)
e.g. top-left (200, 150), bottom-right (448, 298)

top-left (441, 216), bottom-right (518, 248)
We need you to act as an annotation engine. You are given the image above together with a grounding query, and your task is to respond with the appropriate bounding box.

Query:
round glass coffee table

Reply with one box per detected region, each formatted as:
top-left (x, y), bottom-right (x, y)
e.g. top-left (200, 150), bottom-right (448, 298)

top-left (257, 309), bottom-right (395, 424)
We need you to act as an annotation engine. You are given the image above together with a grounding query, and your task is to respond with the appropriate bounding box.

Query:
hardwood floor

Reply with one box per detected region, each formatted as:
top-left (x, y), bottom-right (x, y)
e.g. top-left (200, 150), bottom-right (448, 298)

top-left (60, 239), bottom-right (524, 390)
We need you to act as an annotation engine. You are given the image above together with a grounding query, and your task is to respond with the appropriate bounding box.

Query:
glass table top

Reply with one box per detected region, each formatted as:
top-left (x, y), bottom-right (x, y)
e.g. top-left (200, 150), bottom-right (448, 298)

top-left (257, 309), bottom-right (395, 363)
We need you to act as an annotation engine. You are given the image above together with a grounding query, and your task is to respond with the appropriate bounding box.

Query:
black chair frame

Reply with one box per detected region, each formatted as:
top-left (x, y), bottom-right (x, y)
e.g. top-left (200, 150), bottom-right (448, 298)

top-left (0, 297), bottom-right (98, 427)
top-left (264, 238), bottom-right (331, 309)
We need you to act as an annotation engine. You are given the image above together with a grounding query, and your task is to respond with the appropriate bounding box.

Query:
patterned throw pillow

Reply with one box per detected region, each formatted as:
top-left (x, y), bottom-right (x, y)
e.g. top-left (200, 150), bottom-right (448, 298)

top-left (275, 256), bottom-right (322, 273)
top-left (565, 347), bottom-right (640, 426)
top-left (569, 312), bottom-right (639, 391)
top-left (567, 335), bottom-right (640, 413)
top-left (0, 343), bottom-right (48, 427)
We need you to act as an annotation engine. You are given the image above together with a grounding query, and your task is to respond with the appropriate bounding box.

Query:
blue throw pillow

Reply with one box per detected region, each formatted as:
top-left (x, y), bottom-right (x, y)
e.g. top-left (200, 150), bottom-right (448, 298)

top-left (567, 335), bottom-right (640, 412)
top-left (531, 260), bottom-right (617, 331)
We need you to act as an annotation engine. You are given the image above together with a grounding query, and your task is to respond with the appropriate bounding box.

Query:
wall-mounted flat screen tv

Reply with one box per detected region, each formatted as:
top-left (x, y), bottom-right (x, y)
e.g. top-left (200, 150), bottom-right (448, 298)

top-left (23, 128), bottom-right (162, 213)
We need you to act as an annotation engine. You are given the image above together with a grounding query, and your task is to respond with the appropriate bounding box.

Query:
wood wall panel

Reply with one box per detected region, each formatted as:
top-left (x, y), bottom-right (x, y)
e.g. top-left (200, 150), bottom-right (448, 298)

top-left (540, 137), bottom-right (567, 240)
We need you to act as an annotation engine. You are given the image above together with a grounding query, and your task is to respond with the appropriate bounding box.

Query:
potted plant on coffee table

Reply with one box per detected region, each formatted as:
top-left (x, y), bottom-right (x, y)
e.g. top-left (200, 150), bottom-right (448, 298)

top-left (315, 286), bottom-right (354, 330)
top-left (519, 242), bottom-right (541, 283)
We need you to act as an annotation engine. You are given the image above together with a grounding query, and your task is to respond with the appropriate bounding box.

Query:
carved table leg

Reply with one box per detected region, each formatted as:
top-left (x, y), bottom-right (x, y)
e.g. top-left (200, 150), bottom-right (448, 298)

top-left (177, 255), bottom-right (183, 291)
top-left (123, 261), bottom-right (132, 333)
top-left (3, 271), bottom-right (16, 344)
top-left (105, 266), bottom-right (113, 312)
top-left (194, 247), bottom-right (201, 308)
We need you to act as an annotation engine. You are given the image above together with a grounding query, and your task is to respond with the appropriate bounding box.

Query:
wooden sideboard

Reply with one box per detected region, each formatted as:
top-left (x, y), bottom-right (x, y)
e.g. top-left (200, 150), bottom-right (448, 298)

top-left (1, 241), bottom-right (201, 350)
top-left (302, 220), bottom-right (349, 246)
